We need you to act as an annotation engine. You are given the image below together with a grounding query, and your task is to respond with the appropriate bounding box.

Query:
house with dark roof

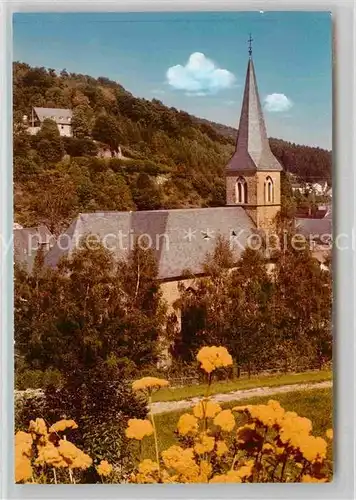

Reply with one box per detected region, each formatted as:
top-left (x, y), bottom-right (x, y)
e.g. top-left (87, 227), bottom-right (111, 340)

top-left (26, 107), bottom-right (73, 137)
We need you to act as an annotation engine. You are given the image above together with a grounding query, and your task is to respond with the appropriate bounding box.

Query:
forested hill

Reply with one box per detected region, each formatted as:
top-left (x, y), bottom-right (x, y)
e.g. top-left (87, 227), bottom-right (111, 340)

top-left (13, 62), bottom-right (332, 233)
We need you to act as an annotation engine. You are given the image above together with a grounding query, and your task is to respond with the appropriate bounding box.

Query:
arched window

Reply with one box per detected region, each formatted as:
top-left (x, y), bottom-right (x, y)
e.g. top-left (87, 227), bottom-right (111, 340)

top-left (235, 177), bottom-right (248, 204)
top-left (265, 176), bottom-right (274, 203)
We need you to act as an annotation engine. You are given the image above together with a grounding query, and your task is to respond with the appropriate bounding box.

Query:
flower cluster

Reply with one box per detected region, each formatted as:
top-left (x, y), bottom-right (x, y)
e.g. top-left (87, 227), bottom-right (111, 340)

top-left (15, 431), bottom-right (33, 483)
top-left (126, 346), bottom-right (332, 484)
top-left (177, 413), bottom-right (198, 436)
top-left (196, 346), bottom-right (233, 374)
top-left (96, 460), bottom-right (113, 477)
top-left (15, 418), bottom-right (93, 484)
top-left (125, 419), bottom-right (154, 440)
top-left (233, 399), bottom-right (328, 464)
top-left (193, 400), bottom-right (222, 419)
top-left (16, 345), bottom-right (332, 485)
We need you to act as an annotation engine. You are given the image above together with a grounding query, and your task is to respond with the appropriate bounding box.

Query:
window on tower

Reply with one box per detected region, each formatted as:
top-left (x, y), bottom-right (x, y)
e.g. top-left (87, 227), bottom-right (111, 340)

top-left (235, 177), bottom-right (248, 204)
top-left (265, 176), bottom-right (274, 203)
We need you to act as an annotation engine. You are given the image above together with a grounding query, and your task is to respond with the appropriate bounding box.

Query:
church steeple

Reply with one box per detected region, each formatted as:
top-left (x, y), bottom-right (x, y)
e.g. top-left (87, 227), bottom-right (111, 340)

top-left (226, 53), bottom-right (283, 173)
top-left (225, 43), bottom-right (283, 231)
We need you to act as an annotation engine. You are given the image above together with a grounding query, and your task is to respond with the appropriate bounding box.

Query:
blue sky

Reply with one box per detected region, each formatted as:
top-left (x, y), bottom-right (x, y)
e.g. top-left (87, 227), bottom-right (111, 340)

top-left (13, 11), bottom-right (332, 149)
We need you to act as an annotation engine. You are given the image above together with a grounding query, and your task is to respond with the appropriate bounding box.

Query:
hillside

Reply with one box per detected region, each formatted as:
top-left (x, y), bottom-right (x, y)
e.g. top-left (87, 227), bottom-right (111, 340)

top-left (13, 62), bottom-right (332, 234)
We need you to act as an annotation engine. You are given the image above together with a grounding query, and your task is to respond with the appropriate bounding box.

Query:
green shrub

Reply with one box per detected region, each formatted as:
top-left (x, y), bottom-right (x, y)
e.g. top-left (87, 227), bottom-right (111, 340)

top-left (15, 368), bottom-right (63, 390)
top-left (16, 364), bottom-right (148, 481)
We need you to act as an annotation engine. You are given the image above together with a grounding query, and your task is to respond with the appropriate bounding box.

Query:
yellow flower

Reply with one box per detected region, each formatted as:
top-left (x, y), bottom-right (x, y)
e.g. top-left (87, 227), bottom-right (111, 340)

top-left (301, 474), bottom-right (328, 483)
top-left (326, 428), bottom-right (333, 440)
top-left (57, 439), bottom-right (93, 469)
top-left (296, 435), bottom-right (327, 463)
top-left (194, 432), bottom-right (215, 455)
top-left (132, 377), bottom-right (169, 393)
top-left (235, 462), bottom-right (254, 479)
top-left (215, 440), bottom-right (229, 456)
top-left (193, 400), bottom-right (222, 419)
top-left (15, 452), bottom-right (33, 483)
top-left (161, 470), bottom-right (179, 483)
top-left (196, 346), bottom-right (233, 373)
top-left (125, 419), bottom-right (154, 440)
top-left (213, 409), bottom-right (235, 432)
top-left (162, 446), bottom-right (200, 481)
top-left (198, 460), bottom-right (213, 482)
top-left (49, 419), bottom-right (78, 434)
top-left (35, 442), bottom-right (67, 468)
top-left (96, 460), bottom-right (113, 477)
top-left (138, 459), bottom-right (159, 475)
top-left (15, 431), bottom-right (33, 457)
top-left (29, 418), bottom-right (48, 437)
top-left (133, 460), bottom-right (160, 484)
top-left (177, 413), bottom-right (198, 436)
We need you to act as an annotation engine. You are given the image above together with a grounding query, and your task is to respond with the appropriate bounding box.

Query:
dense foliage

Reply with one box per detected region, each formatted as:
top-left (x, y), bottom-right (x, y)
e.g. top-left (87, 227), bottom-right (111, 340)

top-left (173, 234), bottom-right (332, 372)
top-left (13, 62), bottom-right (331, 233)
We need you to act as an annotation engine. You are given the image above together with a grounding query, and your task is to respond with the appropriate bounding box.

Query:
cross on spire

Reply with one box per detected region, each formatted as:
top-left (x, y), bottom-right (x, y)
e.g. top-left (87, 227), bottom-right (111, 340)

top-left (248, 33), bottom-right (253, 58)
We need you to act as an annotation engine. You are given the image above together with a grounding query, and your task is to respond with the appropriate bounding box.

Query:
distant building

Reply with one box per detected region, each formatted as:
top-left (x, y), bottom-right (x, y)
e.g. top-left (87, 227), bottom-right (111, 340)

top-left (25, 107), bottom-right (73, 137)
top-left (291, 179), bottom-right (329, 197)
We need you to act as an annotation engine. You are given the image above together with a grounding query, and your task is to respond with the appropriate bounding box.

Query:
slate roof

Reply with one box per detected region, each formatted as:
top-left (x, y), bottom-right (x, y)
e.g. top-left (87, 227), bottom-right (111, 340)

top-left (14, 225), bottom-right (54, 273)
top-left (295, 207), bottom-right (332, 242)
top-left (44, 208), bottom-right (256, 280)
top-left (33, 107), bottom-right (72, 125)
top-left (226, 58), bottom-right (283, 173)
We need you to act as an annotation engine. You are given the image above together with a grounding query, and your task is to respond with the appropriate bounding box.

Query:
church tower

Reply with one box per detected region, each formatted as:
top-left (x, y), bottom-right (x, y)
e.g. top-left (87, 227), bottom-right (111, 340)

top-left (226, 37), bottom-right (283, 231)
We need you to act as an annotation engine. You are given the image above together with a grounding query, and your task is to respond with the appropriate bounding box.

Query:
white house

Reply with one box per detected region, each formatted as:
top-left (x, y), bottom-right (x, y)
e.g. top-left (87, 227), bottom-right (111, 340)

top-left (291, 180), bottom-right (329, 196)
top-left (25, 107), bottom-right (73, 137)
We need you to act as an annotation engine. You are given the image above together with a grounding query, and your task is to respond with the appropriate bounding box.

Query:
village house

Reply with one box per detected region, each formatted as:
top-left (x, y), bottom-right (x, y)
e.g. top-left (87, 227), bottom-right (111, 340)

top-left (25, 107), bottom-right (73, 137)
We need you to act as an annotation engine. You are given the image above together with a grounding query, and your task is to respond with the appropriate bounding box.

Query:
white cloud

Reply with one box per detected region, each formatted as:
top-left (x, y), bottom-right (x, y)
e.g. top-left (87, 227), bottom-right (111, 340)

top-left (166, 52), bottom-right (236, 95)
top-left (264, 93), bottom-right (293, 112)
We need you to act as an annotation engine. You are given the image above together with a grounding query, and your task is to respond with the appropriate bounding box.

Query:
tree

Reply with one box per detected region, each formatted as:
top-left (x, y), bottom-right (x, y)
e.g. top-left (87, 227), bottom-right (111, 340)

top-left (92, 114), bottom-right (121, 154)
top-left (35, 118), bottom-right (65, 164)
top-left (271, 228), bottom-right (332, 371)
top-left (15, 238), bottom-right (165, 377)
top-left (132, 172), bottom-right (163, 211)
top-left (13, 123), bottom-right (31, 158)
top-left (71, 106), bottom-right (92, 139)
top-left (26, 169), bottom-right (78, 234)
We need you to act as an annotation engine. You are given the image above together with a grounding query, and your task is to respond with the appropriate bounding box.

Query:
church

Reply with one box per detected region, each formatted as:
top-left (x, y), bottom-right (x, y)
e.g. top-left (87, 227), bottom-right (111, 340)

top-left (15, 50), bottom-right (331, 321)
top-left (42, 52), bottom-right (283, 311)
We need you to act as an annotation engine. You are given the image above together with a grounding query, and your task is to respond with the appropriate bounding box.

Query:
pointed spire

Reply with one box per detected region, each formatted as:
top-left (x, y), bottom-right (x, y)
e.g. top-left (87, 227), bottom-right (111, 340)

top-left (226, 55), bottom-right (283, 173)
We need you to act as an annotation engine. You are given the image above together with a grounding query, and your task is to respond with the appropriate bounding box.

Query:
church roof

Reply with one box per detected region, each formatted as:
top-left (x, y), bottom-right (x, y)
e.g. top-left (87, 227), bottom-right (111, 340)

top-left (226, 58), bottom-right (283, 173)
top-left (44, 208), bottom-right (256, 280)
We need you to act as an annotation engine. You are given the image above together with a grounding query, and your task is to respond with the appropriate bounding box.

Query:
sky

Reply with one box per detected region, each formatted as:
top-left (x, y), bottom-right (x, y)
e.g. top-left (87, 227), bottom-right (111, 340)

top-left (13, 11), bottom-right (332, 150)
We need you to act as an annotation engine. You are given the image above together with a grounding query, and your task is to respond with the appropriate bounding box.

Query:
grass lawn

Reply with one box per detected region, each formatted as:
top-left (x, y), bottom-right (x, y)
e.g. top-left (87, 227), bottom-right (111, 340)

top-left (142, 387), bottom-right (333, 459)
top-left (151, 370), bottom-right (332, 403)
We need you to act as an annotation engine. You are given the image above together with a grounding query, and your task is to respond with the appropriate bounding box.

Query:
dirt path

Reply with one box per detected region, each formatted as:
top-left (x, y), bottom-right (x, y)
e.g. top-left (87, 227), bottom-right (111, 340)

top-left (151, 380), bottom-right (332, 415)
